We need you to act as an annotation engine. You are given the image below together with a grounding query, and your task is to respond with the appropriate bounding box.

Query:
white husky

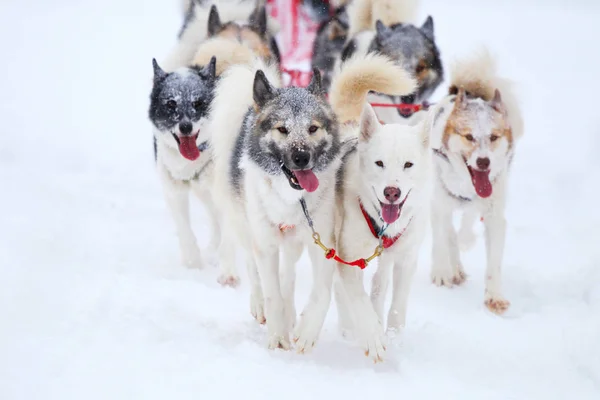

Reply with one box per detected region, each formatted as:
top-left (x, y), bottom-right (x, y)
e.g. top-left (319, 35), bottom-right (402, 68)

top-left (429, 49), bottom-right (524, 314)
top-left (328, 57), bottom-right (431, 362)
top-left (209, 53), bottom-right (415, 352)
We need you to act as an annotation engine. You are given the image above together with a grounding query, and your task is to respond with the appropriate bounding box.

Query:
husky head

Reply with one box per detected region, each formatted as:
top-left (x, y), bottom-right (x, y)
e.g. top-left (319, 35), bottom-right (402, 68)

top-left (357, 103), bottom-right (430, 224)
top-left (368, 18), bottom-right (443, 108)
top-left (207, 5), bottom-right (280, 64)
top-left (443, 88), bottom-right (513, 198)
top-left (148, 57), bottom-right (217, 161)
top-left (311, 8), bottom-right (349, 91)
top-left (247, 69), bottom-right (341, 193)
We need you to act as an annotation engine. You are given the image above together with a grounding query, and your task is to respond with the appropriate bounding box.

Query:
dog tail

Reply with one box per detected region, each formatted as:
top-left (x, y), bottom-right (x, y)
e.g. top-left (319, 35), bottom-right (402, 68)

top-left (163, 0), bottom-right (279, 72)
top-left (329, 53), bottom-right (416, 123)
top-left (450, 48), bottom-right (524, 140)
top-left (372, 0), bottom-right (420, 26)
top-left (348, 0), bottom-right (419, 36)
top-left (191, 37), bottom-right (257, 75)
top-left (210, 57), bottom-right (282, 193)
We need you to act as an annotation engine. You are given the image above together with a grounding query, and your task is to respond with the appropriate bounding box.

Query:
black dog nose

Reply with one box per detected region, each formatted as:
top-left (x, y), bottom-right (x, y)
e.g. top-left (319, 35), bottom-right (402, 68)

top-left (384, 186), bottom-right (401, 202)
top-left (476, 157), bottom-right (490, 170)
top-left (179, 121), bottom-right (193, 135)
top-left (292, 151), bottom-right (310, 169)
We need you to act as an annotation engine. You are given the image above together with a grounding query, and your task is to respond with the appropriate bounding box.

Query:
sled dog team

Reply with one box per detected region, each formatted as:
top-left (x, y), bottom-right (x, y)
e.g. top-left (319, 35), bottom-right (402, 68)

top-left (148, 0), bottom-right (524, 362)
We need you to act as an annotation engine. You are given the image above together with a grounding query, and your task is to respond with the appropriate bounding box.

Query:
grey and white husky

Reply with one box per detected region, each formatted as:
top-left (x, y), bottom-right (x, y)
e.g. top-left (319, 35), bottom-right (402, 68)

top-left (148, 57), bottom-right (221, 272)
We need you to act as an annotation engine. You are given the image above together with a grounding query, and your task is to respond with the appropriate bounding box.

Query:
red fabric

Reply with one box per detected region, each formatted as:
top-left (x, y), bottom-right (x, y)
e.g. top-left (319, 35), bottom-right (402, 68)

top-left (267, 0), bottom-right (318, 86)
top-left (359, 202), bottom-right (402, 249)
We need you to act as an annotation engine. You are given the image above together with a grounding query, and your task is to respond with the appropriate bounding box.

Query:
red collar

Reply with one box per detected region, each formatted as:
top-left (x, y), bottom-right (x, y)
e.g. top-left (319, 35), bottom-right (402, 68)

top-left (359, 201), bottom-right (404, 249)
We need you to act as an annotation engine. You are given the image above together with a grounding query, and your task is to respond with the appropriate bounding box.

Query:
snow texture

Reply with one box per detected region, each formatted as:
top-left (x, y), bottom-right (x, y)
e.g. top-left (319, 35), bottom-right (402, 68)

top-left (1, 0), bottom-right (599, 399)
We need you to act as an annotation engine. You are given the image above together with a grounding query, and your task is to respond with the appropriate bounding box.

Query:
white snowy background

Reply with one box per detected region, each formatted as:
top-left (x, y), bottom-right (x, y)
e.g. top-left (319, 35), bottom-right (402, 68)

top-left (1, 0), bottom-right (599, 398)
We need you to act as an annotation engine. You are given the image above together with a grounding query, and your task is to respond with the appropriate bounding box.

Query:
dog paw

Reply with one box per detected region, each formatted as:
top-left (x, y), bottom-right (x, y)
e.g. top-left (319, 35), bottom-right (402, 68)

top-left (293, 315), bottom-right (322, 354)
top-left (251, 293), bottom-right (266, 324)
top-left (361, 329), bottom-right (387, 363)
top-left (451, 268), bottom-right (467, 286)
top-left (431, 268), bottom-right (455, 287)
top-left (217, 274), bottom-right (240, 288)
top-left (484, 293), bottom-right (510, 315)
top-left (181, 248), bottom-right (205, 269)
top-left (267, 333), bottom-right (291, 350)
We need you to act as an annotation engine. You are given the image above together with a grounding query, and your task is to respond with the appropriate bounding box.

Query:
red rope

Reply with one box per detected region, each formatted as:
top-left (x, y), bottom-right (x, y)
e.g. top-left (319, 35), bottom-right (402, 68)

top-left (325, 248), bottom-right (368, 269)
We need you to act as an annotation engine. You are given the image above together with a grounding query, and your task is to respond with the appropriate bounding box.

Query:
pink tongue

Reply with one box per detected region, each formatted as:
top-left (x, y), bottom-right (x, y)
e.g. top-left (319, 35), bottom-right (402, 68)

top-left (381, 203), bottom-right (400, 224)
top-left (178, 135), bottom-right (200, 161)
top-left (293, 170), bottom-right (319, 192)
top-left (470, 168), bottom-right (493, 198)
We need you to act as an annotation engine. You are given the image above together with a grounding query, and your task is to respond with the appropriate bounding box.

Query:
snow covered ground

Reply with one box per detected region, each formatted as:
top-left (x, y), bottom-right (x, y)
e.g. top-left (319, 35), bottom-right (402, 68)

top-left (1, 0), bottom-right (599, 398)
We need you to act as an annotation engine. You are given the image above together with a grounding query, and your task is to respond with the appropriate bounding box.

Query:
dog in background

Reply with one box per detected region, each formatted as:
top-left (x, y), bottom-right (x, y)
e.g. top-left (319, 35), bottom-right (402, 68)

top-left (338, 0), bottom-right (443, 123)
top-left (168, 0), bottom-right (280, 72)
top-left (429, 48), bottom-right (524, 314)
top-left (311, 5), bottom-right (349, 92)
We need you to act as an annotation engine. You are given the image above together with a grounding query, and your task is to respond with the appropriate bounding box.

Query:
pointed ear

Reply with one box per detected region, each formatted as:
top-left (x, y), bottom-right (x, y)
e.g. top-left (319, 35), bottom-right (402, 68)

top-left (419, 120), bottom-right (430, 148)
top-left (306, 69), bottom-right (323, 96)
top-left (359, 103), bottom-right (379, 142)
top-left (375, 20), bottom-right (391, 41)
top-left (207, 5), bottom-right (222, 37)
top-left (152, 58), bottom-right (167, 82)
top-left (249, 6), bottom-right (268, 37)
top-left (490, 89), bottom-right (507, 114)
top-left (328, 18), bottom-right (347, 40)
top-left (454, 88), bottom-right (468, 110)
top-left (253, 70), bottom-right (275, 108)
top-left (202, 56), bottom-right (217, 79)
top-left (421, 16), bottom-right (434, 41)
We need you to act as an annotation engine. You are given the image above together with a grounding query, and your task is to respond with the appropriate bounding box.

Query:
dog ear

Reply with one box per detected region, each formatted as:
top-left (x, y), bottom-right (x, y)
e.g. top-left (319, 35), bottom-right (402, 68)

top-left (340, 39), bottom-right (357, 63)
top-left (202, 56), bottom-right (217, 79)
top-left (421, 16), bottom-right (434, 41)
top-left (455, 88), bottom-right (468, 110)
top-left (253, 70), bottom-right (275, 108)
top-left (207, 5), bottom-right (222, 37)
top-left (152, 58), bottom-right (167, 82)
top-left (490, 89), bottom-right (507, 115)
top-left (307, 69), bottom-right (323, 96)
top-left (359, 103), bottom-right (379, 142)
top-left (249, 5), bottom-right (268, 37)
top-left (375, 20), bottom-right (392, 42)
top-left (269, 37), bottom-right (281, 64)
top-left (328, 18), bottom-right (347, 41)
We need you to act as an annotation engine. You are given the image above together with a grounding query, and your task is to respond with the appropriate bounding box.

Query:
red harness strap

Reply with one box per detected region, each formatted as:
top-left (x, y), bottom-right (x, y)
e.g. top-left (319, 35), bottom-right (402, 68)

top-left (324, 248), bottom-right (368, 269)
top-left (359, 202), bottom-right (402, 249)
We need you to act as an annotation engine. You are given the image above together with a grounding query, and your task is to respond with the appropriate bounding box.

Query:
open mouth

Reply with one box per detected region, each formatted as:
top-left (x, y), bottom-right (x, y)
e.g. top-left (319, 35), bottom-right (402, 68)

top-left (466, 164), bottom-right (493, 198)
top-left (172, 132), bottom-right (200, 161)
top-left (280, 162), bottom-right (319, 192)
top-left (379, 192), bottom-right (410, 224)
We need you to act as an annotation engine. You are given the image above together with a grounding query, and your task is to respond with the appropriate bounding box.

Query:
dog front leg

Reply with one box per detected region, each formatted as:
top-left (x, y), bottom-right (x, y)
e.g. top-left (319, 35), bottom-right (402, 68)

top-left (386, 250), bottom-right (418, 335)
top-left (338, 263), bottom-right (386, 362)
top-left (281, 238), bottom-right (303, 333)
top-left (430, 192), bottom-right (458, 286)
top-left (253, 239), bottom-right (289, 350)
top-left (191, 184), bottom-right (222, 265)
top-left (482, 205), bottom-right (510, 314)
top-left (370, 253), bottom-right (394, 323)
top-left (159, 167), bottom-right (203, 269)
top-left (294, 229), bottom-right (335, 354)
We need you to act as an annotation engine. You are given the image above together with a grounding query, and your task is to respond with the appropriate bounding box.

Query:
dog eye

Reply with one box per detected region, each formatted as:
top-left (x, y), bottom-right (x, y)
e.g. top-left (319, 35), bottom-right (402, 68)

top-left (193, 100), bottom-right (203, 110)
top-left (308, 125), bottom-right (319, 134)
top-left (167, 100), bottom-right (177, 109)
top-left (277, 127), bottom-right (288, 134)
top-left (490, 134), bottom-right (499, 142)
top-left (375, 160), bottom-right (384, 168)
top-left (465, 134), bottom-right (475, 142)
top-left (404, 161), bottom-right (413, 169)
